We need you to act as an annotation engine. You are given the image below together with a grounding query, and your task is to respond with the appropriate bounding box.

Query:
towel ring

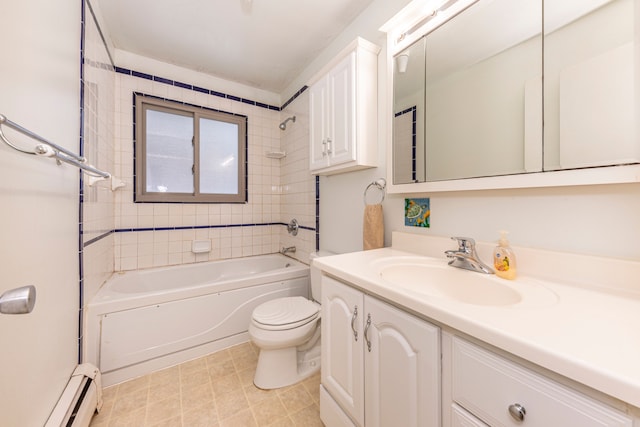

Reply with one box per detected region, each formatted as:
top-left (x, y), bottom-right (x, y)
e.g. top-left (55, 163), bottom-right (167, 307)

top-left (364, 178), bottom-right (386, 205)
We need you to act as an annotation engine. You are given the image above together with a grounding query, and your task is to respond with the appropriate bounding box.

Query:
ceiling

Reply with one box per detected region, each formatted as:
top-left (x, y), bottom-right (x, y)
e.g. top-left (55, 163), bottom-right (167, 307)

top-left (94, 0), bottom-right (374, 94)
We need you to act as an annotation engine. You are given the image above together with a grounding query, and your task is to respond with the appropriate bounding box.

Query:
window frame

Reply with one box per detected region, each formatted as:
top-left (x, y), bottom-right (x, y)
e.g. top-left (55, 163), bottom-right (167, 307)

top-left (134, 94), bottom-right (247, 203)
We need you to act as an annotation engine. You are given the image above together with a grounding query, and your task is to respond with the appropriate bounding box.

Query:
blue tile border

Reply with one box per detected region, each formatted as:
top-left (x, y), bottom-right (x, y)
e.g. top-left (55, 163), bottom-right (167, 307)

top-left (115, 66), bottom-right (308, 112)
top-left (82, 222), bottom-right (317, 249)
top-left (395, 106), bottom-right (418, 182)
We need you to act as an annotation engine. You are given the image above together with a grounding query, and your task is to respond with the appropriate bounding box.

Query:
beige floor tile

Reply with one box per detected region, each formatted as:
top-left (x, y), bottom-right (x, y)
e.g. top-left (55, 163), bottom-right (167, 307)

top-left (150, 366), bottom-right (180, 387)
top-left (147, 414), bottom-right (182, 427)
top-left (289, 403), bottom-right (323, 427)
top-left (229, 342), bottom-right (256, 358)
top-left (233, 352), bottom-right (258, 371)
top-left (265, 417), bottom-right (294, 427)
top-left (243, 383), bottom-right (275, 406)
top-left (302, 373), bottom-right (321, 404)
top-left (277, 383), bottom-right (314, 414)
top-left (219, 408), bottom-right (257, 427)
top-left (182, 402), bottom-right (219, 427)
top-left (149, 380), bottom-right (180, 403)
top-left (90, 400), bottom-right (113, 426)
top-left (91, 343), bottom-right (323, 427)
top-left (107, 407), bottom-right (146, 427)
top-left (181, 368), bottom-right (211, 392)
top-left (145, 395), bottom-right (181, 425)
top-left (206, 349), bottom-right (232, 366)
top-left (111, 388), bottom-right (149, 417)
top-left (211, 372), bottom-right (242, 395)
top-left (181, 382), bottom-right (214, 412)
top-left (208, 358), bottom-right (237, 380)
top-left (250, 394), bottom-right (289, 427)
top-left (117, 374), bottom-right (150, 395)
top-left (236, 367), bottom-right (256, 388)
top-left (102, 385), bottom-right (119, 404)
top-left (216, 389), bottom-right (250, 420)
top-left (180, 356), bottom-right (208, 376)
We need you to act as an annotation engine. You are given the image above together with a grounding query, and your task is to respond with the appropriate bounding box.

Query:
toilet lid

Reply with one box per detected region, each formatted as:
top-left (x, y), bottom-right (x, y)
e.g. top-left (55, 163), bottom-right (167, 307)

top-left (253, 296), bottom-right (320, 328)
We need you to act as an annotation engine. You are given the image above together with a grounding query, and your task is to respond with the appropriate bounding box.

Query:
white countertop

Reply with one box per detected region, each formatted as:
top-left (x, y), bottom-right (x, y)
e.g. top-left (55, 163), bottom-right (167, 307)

top-left (314, 243), bottom-right (640, 409)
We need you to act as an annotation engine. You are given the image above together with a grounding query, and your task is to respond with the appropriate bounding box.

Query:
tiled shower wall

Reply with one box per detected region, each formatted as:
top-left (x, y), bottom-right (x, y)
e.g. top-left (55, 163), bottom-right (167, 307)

top-left (112, 73), bottom-right (315, 271)
top-left (81, 2), bottom-right (116, 308)
top-left (277, 90), bottom-right (317, 264)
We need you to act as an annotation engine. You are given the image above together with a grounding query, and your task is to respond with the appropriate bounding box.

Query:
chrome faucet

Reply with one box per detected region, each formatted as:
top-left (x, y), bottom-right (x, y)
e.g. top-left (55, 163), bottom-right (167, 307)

top-left (280, 246), bottom-right (296, 255)
top-left (444, 237), bottom-right (494, 274)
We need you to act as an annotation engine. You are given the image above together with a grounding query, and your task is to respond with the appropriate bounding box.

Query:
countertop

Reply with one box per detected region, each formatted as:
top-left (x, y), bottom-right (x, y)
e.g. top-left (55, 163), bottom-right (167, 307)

top-left (313, 245), bottom-right (640, 409)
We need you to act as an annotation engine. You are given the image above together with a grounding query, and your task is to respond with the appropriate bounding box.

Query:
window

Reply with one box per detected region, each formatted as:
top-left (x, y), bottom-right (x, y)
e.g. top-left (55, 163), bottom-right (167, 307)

top-left (134, 94), bottom-right (247, 203)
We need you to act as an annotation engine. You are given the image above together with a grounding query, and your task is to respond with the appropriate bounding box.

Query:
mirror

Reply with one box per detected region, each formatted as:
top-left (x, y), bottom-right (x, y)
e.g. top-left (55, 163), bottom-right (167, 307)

top-left (391, 0), bottom-right (639, 185)
top-left (544, 0), bottom-right (639, 170)
top-left (393, 37), bottom-right (426, 183)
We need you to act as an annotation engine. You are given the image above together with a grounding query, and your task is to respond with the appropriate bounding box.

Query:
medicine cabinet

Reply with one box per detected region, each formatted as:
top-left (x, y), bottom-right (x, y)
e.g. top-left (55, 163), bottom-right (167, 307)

top-left (383, 0), bottom-right (640, 192)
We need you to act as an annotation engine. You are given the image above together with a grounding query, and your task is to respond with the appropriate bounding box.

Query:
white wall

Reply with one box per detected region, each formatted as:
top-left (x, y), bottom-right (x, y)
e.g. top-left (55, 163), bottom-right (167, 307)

top-left (0, 0), bottom-right (81, 425)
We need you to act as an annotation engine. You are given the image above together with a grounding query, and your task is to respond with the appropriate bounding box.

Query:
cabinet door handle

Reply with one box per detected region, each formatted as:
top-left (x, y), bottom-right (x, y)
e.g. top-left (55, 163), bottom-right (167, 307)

top-left (326, 137), bottom-right (332, 154)
top-left (322, 139), bottom-right (327, 157)
top-left (508, 403), bottom-right (526, 422)
top-left (351, 305), bottom-right (358, 341)
top-left (364, 313), bottom-right (372, 352)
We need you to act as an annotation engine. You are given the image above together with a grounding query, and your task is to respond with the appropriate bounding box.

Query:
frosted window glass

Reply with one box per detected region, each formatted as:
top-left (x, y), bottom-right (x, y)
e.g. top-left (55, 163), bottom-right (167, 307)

top-left (135, 94), bottom-right (246, 203)
top-left (199, 118), bottom-right (239, 194)
top-left (145, 109), bottom-right (194, 193)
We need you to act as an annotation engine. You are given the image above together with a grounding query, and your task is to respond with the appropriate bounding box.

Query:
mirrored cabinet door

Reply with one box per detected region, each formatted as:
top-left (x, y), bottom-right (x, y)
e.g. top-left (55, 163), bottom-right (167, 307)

top-left (423, 0), bottom-right (542, 182)
top-left (393, 37), bottom-right (426, 184)
top-left (543, 0), bottom-right (639, 171)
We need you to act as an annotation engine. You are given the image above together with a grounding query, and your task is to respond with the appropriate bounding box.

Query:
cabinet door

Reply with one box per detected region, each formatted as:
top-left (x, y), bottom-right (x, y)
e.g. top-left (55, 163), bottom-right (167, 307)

top-left (364, 296), bottom-right (441, 427)
top-left (309, 77), bottom-right (330, 171)
top-left (328, 52), bottom-right (356, 167)
top-left (321, 276), bottom-right (365, 426)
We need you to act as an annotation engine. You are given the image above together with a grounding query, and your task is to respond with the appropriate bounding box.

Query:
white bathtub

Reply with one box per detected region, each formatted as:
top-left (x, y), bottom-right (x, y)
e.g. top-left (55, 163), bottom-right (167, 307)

top-left (85, 254), bottom-right (309, 386)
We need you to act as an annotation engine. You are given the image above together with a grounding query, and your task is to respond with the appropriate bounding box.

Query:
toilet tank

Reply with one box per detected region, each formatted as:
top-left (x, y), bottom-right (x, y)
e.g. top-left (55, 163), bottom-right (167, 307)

top-left (309, 251), bottom-right (334, 303)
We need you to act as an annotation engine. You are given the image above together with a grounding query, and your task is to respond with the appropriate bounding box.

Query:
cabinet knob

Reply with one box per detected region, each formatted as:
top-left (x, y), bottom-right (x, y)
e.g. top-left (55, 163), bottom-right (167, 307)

top-left (508, 403), bottom-right (526, 422)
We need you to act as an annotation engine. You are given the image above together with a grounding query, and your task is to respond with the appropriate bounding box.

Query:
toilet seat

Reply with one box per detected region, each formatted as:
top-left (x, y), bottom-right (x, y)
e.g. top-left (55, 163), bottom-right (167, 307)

top-left (252, 296), bottom-right (320, 331)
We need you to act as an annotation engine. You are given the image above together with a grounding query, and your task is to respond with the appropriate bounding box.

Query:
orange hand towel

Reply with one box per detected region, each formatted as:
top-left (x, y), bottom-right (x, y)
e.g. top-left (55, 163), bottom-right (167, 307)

top-left (363, 204), bottom-right (384, 250)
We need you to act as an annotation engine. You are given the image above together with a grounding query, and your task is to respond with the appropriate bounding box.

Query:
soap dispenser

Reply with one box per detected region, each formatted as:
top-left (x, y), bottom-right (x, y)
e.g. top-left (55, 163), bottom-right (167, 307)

top-left (493, 231), bottom-right (517, 280)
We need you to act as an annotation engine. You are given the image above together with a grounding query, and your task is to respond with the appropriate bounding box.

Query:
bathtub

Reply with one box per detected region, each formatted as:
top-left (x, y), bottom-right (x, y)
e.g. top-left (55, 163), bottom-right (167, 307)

top-left (85, 254), bottom-right (309, 386)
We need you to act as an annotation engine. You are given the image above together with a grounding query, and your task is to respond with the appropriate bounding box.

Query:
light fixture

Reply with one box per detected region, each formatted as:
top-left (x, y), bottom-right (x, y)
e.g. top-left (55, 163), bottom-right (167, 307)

top-left (394, 0), bottom-right (460, 45)
top-left (396, 54), bottom-right (410, 73)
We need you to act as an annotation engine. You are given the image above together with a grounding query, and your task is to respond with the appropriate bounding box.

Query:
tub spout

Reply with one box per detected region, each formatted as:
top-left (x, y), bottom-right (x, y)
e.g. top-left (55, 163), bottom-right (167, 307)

top-left (280, 246), bottom-right (296, 254)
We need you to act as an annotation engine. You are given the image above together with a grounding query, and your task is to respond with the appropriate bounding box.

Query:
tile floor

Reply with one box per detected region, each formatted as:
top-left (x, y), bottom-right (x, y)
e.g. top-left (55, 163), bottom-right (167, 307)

top-left (89, 342), bottom-right (323, 427)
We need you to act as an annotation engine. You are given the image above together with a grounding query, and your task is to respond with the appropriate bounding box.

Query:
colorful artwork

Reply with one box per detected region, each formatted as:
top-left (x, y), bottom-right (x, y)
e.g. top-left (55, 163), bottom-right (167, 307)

top-left (405, 198), bottom-right (430, 227)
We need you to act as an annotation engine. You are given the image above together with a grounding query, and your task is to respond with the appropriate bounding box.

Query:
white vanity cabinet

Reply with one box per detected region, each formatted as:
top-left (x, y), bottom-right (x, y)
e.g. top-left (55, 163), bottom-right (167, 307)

top-left (309, 37), bottom-right (380, 175)
top-left (320, 275), bottom-right (441, 427)
top-left (446, 336), bottom-right (633, 427)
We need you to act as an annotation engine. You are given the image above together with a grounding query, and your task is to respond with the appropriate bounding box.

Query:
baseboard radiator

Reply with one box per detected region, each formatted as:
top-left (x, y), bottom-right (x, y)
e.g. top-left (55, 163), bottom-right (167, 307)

top-left (45, 363), bottom-right (103, 427)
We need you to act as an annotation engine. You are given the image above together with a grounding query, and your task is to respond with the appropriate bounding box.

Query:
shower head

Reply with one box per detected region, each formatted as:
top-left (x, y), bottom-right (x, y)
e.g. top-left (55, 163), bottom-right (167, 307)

top-left (279, 116), bottom-right (296, 130)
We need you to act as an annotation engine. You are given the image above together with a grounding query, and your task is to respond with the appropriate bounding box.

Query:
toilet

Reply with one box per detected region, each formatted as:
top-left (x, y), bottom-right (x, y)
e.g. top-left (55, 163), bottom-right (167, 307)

top-left (249, 252), bottom-right (328, 389)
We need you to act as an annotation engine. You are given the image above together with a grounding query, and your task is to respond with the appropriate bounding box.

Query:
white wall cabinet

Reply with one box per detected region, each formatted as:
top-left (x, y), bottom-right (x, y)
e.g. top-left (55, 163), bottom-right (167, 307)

top-left (320, 276), bottom-right (441, 427)
top-left (309, 37), bottom-right (380, 175)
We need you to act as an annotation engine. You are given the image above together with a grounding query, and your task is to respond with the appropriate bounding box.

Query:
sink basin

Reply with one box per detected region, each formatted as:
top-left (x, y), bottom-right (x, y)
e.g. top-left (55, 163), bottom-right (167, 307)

top-left (372, 256), bottom-right (557, 308)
